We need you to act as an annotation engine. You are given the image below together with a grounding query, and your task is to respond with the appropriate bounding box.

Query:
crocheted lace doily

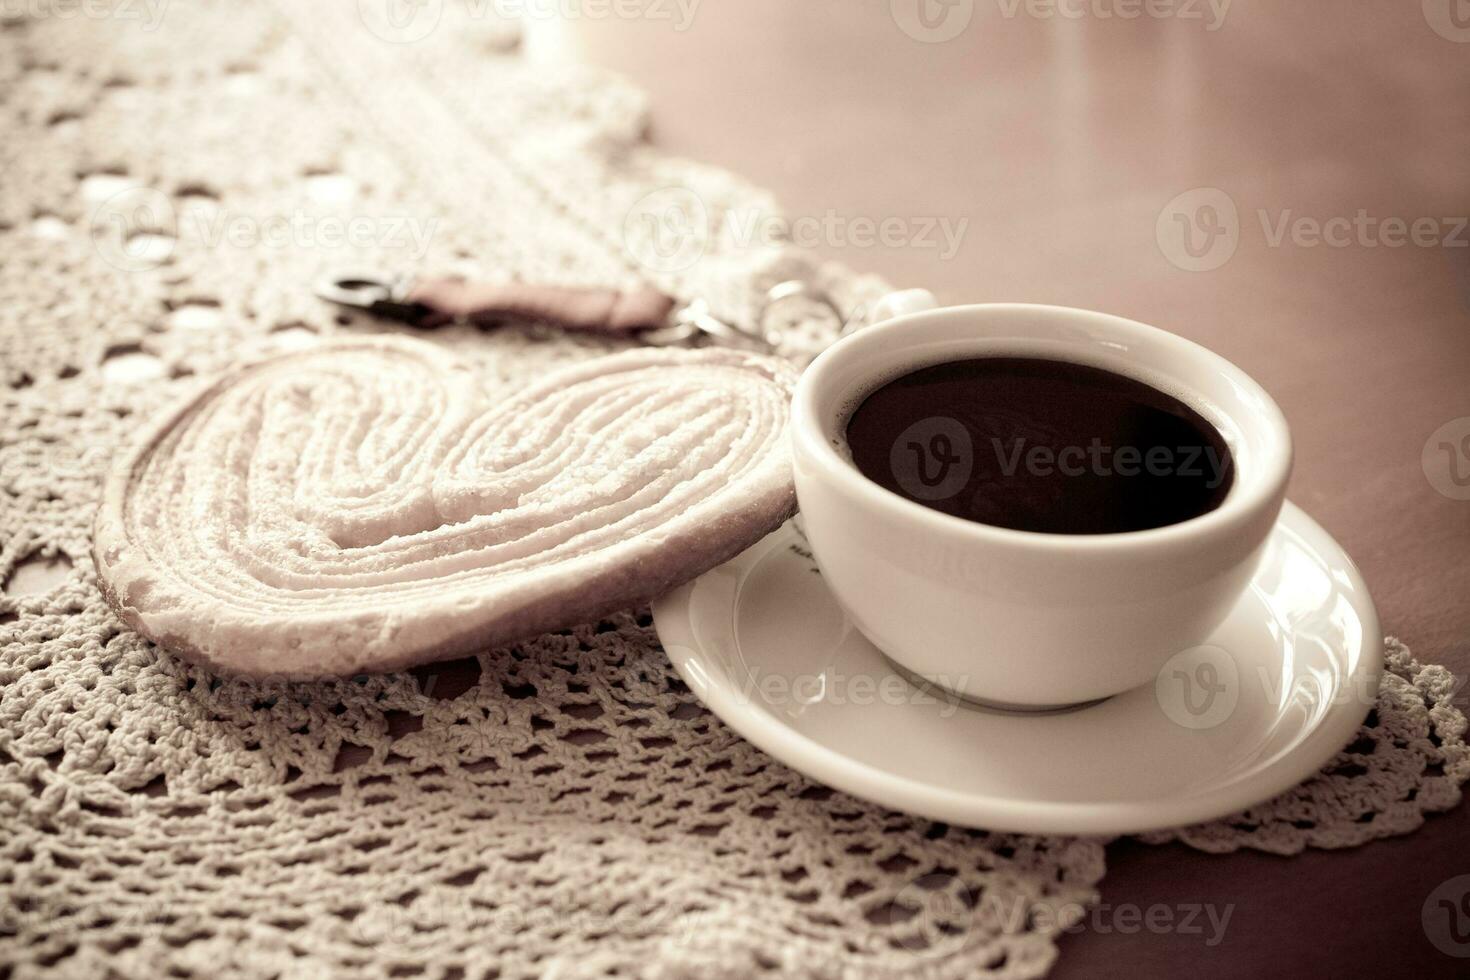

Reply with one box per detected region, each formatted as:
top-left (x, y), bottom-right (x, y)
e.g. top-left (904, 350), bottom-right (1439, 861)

top-left (1, 4), bottom-right (1464, 978)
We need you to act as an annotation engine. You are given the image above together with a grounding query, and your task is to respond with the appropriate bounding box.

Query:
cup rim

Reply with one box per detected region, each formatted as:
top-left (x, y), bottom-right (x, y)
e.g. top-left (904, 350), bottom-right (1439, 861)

top-left (792, 303), bottom-right (1293, 552)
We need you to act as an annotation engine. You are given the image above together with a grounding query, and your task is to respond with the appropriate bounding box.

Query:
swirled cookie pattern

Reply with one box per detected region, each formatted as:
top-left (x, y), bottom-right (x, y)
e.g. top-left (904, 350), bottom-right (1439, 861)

top-left (94, 338), bottom-right (798, 676)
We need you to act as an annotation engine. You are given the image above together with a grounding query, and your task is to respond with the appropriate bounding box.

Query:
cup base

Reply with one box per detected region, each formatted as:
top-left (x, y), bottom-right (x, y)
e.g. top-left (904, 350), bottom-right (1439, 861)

top-left (878, 650), bottom-right (1112, 717)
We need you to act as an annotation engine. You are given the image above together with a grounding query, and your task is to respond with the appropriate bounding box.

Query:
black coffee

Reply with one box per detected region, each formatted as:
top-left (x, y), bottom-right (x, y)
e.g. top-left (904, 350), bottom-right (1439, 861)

top-left (844, 357), bottom-right (1233, 535)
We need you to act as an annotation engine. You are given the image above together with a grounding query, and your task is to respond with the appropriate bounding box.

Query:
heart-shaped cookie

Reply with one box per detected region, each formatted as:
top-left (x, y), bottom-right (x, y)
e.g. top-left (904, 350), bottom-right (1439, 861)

top-left (93, 337), bottom-right (799, 677)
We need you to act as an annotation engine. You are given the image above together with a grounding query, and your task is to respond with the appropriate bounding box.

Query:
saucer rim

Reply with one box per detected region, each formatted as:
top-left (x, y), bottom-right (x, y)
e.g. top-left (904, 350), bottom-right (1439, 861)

top-left (652, 501), bottom-right (1383, 836)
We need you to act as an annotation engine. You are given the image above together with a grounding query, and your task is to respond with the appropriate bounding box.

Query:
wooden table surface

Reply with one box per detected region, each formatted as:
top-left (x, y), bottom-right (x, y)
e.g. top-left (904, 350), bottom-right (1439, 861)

top-left (547, 2), bottom-right (1470, 976)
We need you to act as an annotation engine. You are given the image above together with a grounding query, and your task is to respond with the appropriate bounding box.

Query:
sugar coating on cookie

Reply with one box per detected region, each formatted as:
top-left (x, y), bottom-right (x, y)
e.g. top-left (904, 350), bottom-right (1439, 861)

top-left (93, 337), bottom-right (799, 677)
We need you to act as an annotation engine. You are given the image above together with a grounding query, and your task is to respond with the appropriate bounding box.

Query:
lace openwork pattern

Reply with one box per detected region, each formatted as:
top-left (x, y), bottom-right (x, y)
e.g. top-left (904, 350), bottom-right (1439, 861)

top-left (1, 3), bottom-right (1465, 977)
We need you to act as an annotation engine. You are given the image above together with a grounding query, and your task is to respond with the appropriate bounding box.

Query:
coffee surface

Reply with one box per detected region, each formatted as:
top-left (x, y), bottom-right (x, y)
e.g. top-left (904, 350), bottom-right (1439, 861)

top-left (844, 357), bottom-right (1234, 534)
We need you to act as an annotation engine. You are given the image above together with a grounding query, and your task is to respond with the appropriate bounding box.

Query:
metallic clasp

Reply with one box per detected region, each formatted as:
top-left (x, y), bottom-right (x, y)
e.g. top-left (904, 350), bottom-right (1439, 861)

top-left (641, 298), bottom-right (778, 350)
top-left (759, 279), bottom-right (851, 344)
top-left (628, 284), bottom-right (848, 355)
top-left (314, 272), bottom-right (430, 323)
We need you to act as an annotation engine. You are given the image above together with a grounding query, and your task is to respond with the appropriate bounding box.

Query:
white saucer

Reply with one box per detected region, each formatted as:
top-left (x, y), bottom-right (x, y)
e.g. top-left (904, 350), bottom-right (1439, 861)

top-left (653, 502), bottom-right (1382, 836)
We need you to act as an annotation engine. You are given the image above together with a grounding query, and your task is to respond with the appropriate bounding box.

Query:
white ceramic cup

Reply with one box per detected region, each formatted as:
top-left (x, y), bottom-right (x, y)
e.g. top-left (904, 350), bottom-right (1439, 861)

top-left (791, 298), bottom-right (1292, 709)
